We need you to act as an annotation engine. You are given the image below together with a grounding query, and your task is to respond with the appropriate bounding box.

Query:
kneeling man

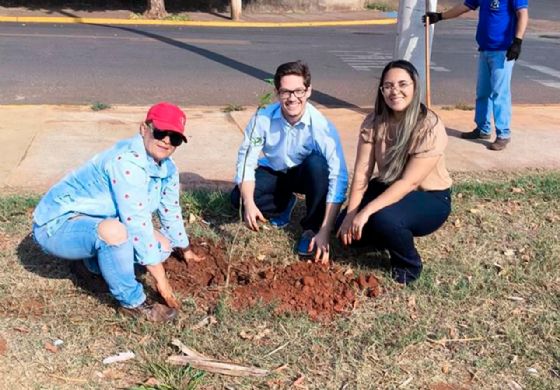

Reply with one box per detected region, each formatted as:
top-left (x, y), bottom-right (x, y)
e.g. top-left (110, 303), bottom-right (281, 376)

top-left (231, 60), bottom-right (348, 263)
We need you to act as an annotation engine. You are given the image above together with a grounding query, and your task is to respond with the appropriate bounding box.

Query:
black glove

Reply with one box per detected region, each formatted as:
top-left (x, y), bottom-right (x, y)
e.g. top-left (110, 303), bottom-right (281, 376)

top-left (506, 37), bottom-right (522, 61)
top-left (422, 12), bottom-right (443, 25)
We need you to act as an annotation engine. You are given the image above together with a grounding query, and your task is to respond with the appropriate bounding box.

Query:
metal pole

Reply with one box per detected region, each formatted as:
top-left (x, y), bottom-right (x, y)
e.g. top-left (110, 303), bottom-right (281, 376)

top-left (424, 0), bottom-right (432, 108)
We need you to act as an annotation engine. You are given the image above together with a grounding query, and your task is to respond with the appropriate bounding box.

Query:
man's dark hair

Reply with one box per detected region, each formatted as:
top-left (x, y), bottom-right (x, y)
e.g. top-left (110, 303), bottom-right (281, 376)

top-left (273, 60), bottom-right (311, 90)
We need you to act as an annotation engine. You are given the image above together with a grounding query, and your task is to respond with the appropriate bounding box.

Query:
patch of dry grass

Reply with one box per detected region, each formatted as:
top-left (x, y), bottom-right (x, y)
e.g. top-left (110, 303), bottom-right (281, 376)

top-left (0, 171), bottom-right (559, 389)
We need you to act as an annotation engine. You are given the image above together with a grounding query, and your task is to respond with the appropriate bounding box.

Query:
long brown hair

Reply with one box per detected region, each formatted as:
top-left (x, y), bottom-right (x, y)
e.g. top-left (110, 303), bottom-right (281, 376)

top-left (367, 60), bottom-right (434, 183)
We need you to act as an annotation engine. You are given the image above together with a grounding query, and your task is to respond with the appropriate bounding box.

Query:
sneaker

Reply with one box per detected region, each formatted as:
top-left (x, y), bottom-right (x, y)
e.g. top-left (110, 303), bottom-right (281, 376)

top-left (270, 194), bottom-right (297, 229)
top-left (119, 301), bottom-right (178, 323)
top-left (488, 137), bottom-right (510, 151)
top-left (297, 229), bottom-right (315, 257)
top-left (460, 128), bottom-right (491, 140)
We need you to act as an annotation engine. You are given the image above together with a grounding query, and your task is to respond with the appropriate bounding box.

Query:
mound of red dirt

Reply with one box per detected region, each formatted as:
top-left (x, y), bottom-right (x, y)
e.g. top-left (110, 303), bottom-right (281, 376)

top-left (163, 239), bottom-right (381, 321)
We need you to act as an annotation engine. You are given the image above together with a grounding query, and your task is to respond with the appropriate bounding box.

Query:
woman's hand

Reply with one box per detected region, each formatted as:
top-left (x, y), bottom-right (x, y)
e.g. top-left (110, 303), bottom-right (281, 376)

top-left (310, 228), bottom-right (331, 265)
top-left (337, 211), bottom-right (357, 246)
top-left (146, 263), bottom-right (181, 309)
top-left (156, 278), bottom-right (181, 309)
top-left (183, 248), bottom-right (205, 262)
top-left (350, 210), bottom-right (370, 241)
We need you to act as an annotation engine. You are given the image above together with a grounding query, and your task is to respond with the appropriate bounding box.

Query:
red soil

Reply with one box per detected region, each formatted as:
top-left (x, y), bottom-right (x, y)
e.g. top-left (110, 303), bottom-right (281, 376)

top-left (164, 239), bottom-right (381, 321)
top-left (0, 336), bottom-right (7, 356)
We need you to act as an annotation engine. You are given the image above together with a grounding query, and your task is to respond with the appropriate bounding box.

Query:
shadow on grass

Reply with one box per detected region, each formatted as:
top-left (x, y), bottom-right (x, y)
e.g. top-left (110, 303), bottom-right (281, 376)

top-left (16, 234), bottom-right (114, 307)
top-left (331, 238), bottom-right (392, 275)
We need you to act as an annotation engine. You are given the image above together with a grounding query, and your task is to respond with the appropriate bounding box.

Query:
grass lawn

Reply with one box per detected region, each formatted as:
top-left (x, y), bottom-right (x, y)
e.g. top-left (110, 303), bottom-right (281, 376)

top-left (0, 170), bottom-right (558, 389)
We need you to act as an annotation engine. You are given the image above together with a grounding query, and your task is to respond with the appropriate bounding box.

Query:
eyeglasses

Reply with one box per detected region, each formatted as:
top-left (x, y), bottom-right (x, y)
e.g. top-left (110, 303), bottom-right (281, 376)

top-left (148, 124), bottom-right (185, 147)
top-left (277, 88), bottom-right (308, 99)
top-left (380, 81), bottom-right (414, 94)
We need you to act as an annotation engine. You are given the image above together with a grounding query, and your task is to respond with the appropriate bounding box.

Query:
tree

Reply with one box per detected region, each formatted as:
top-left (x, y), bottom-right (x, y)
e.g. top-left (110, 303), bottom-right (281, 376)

top-left (231, 0), bottom-right (242, 21)
top-left (145, 0), bottom-right (168, 19)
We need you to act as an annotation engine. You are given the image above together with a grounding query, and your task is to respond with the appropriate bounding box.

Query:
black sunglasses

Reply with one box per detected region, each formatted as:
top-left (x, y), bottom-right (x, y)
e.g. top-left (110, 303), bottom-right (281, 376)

top-left (152, 128), bottom-right (185, 147)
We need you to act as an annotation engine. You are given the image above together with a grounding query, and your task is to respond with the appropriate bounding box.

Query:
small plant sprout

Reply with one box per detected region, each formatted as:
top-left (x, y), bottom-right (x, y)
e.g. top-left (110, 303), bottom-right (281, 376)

top-left (90, 101), bottom-right (111, 111)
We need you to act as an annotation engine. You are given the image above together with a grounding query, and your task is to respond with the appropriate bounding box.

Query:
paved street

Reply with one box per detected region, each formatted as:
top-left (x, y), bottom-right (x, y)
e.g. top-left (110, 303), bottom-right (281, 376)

top-left (1, 20), bottom-right (559, 107)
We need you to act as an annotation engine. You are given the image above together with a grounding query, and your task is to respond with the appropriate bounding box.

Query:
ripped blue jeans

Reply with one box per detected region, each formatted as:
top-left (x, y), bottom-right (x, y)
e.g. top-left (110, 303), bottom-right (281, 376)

top-left (33, 215), bottom-right (170, 308)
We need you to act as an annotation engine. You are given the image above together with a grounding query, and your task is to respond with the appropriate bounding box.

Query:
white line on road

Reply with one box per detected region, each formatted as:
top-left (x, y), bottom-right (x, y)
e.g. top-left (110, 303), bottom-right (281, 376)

top-left (431, 65), bottom-right (450, 72)
top-left (517, 60), bottom-right (560, 89)
top-left (330, 50), bottom-right (392, 71)
top-left (529, 79), bottom-right (560, 90)
top-left (330, 50), bottom-right (451, 72)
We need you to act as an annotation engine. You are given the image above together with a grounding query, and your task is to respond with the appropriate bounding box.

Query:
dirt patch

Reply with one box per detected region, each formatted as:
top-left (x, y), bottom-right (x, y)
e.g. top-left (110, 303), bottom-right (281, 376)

top-left (0, 336), bottom-right (7, 355)
top-left (430, 383), bottom-right (469, 390)
top-left (164, 239), bottom-right (381, 321)
top-left (0, 297), bottom-right (45, 318)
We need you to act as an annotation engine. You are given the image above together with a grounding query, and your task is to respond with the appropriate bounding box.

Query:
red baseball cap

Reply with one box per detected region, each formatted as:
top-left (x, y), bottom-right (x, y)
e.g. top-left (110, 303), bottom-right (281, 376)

top-left (145, 102), bottom-right (187, 141)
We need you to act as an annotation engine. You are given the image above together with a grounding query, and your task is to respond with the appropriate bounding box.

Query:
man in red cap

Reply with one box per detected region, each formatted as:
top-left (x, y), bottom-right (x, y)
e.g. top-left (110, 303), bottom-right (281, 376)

top-left (32, 102), bottom-right (202, 322)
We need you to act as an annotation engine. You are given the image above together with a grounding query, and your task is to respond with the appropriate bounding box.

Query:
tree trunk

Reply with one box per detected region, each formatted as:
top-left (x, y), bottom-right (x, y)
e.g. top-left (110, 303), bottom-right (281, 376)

top-left (145, 0), bottom-right (168, 19)
top-left (231, 0), bottom-right (242, 21)
top-left (394, 0), bottom-right (438, 104)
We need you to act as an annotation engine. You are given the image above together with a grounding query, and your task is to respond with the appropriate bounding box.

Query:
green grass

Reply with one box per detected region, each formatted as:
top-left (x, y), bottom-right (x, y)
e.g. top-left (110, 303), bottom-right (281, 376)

top-left (90, 101), bottom-right (112, 111)
top-left (1, 171), bottom-right (559, 388)
top-left (180, 189), bottom-right (235, 222)
top-left (365, 2), bottom-right (396, 12)
top-left (162, 14), bottom-right (190, 22)
top-left (222, 104), bottom-right (245, 113)
top-left (440, 102), bottom-right (475, 111)
top-left (129, 13), bottom-right (190, 21)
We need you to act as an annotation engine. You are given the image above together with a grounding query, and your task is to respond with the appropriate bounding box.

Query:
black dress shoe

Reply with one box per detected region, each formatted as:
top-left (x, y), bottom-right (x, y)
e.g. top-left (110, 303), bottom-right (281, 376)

top-left (461, 128), bottom-right (492, 140)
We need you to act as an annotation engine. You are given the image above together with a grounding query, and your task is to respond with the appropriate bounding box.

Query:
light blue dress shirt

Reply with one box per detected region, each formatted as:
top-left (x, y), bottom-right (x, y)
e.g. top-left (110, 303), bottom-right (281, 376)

top-left (33, 134), bottom-right (189, 266)
top-left (234, 102), bottom-right (348, 204)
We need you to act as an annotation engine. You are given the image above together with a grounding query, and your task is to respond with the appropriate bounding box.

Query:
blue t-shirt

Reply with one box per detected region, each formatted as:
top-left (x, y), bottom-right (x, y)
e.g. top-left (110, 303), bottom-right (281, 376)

top-left (464, 0), bottom-right (528, 51)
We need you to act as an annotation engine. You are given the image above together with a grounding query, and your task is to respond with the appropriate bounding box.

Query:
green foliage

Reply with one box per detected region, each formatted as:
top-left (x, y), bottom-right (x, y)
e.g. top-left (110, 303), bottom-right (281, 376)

top-left (163, 13), bottom-right (190, 21)
top-left (365, 2), bottom-right (395, 12)
top-left (90, 101), bottom-right (111, 111)
top-left (222, 104), bottom-right (245, 113)
top-left (454, 102), bottom-right (475, 111)
top-left (258, 78), bottom-right (275, 109)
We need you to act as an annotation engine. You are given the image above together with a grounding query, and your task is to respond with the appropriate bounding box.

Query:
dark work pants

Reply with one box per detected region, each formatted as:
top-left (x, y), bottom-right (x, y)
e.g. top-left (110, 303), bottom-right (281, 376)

top-left (337, 179), bottom-right (451, 282)
top-left (231, 152), bottom-right (329, 232)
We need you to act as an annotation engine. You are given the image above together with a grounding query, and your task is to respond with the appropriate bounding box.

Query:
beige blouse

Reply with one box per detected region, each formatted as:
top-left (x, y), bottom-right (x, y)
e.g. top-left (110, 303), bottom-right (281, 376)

top-left (359, 111), bottom-right (452, 191)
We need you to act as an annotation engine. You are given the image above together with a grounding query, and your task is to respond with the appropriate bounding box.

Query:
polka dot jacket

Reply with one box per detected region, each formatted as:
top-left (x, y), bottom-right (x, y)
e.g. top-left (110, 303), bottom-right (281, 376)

top-left (33, 134), bottom-right (189, 266)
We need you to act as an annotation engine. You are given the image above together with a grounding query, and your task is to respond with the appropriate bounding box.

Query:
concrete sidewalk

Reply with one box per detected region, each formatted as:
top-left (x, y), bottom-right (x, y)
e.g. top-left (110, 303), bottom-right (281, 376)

top-left (1, 104), bottom-right (558, 193)
top-left (0, 7), bottom-right (396, 27)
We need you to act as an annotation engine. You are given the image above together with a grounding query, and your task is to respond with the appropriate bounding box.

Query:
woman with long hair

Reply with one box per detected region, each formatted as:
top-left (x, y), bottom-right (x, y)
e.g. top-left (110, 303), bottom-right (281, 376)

top-left (337, 60), bottom-right (452, 284)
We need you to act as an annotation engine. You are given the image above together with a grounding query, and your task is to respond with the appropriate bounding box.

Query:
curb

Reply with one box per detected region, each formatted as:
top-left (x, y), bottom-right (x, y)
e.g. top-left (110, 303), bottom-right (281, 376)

top-left (0, 15), bottom-right (396, 28)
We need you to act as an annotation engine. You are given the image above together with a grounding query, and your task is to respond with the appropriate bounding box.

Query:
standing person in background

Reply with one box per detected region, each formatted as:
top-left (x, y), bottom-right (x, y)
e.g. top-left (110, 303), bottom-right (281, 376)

top-left (424, 0), bottom-right (529, 151)
top-left (33, 102), bottom-right (203, 322)
top-left (231, 60), bottom-right (348, 263)
top-left (337, 60), bottom-right (452, 284)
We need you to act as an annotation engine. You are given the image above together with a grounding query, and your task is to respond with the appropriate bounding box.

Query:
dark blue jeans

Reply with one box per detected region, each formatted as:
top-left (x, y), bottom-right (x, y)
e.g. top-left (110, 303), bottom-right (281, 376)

top-left (231, 152), bottom-right (329, 232)
top-left (338, 179), bottom-right (451, 283)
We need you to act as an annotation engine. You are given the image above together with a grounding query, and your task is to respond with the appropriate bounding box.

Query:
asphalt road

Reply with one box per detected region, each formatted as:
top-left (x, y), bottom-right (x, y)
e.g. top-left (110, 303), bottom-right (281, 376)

top-left (1, 20), bottom-right (559, 107)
